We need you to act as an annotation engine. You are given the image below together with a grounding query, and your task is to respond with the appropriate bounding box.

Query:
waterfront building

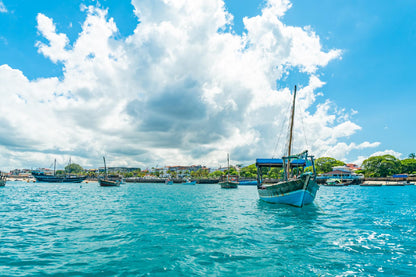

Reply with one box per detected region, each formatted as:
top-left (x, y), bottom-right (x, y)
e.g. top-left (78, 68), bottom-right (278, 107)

top-left (162, 165), bottom-right (208, 178)
top-left (317, 165), bottom-right (364, 183)
top-left (98, 167), bottom-right (140, 174)
top-left (9, 169), bottom-right (33, 176)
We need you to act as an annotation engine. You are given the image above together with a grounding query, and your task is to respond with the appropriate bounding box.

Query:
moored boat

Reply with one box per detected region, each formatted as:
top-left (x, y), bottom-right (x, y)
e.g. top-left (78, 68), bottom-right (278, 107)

top-left (325, 178), bottom-right (351, 186)
top-left (31, 159), bottom-right (86, 183)
top-left (180, 180), bottom-right (196, 185)
top-left (31, 171), bottom-right (87, 183)
top-left (0, 172), bottom-right (6, 187)
top-left (219, 153), bottom-right (238, 189)
top-left (220, 181), bottom-right (238, 189)
top-left (99, 157), bottom-right (120, 187)
top-left (256, 153), bottom-right (319, 207)
top-left (256, 86), bottom-right (319, 207)
top-left (99, 178), bottom-right (121, 187)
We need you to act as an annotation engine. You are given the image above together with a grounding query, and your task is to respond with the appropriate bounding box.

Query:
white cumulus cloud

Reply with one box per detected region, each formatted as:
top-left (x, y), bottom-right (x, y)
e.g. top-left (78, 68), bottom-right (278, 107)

top-left (0, 1), bottom-right (7, 13)
top-left (353, 149), bottom-right (402, 166)
top-left (0, 0), bottom-right (380, 170)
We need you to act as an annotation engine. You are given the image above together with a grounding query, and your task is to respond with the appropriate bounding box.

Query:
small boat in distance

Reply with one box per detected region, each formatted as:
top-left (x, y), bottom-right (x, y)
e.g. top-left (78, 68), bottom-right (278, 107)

top-left (0, 172), bottom-right (6, 187)
top-left (256, 86), bottom-right (319, 207)
top-left (165, 179), bottom-right (173, 185)
top-left (180, 179), bottom-right (196, 185)
top-left (325, 178), bottom-right (351, 186)
top-left (219, 153), bottom-right (238, 189)
top-left (99, 157), bottom-right (121, 187)
top-left (31, 159), bottom-right (86, 183)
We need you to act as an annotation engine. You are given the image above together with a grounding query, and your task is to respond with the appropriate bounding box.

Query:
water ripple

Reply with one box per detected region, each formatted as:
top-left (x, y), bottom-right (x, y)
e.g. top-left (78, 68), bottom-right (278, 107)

top-left (1, 183), bottom-right (416, 275)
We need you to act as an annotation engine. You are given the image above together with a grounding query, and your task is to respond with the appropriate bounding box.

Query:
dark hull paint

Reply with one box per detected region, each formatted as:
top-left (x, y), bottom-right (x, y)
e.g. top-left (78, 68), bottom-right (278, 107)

top-left (99, 179), bottom-right (120, 187)
top-left (258, 175), bottom-right (319, 207)
top-left (32, 172), bottom-right (86, 183)
top-left (219, 181), bottom-right (238, 189)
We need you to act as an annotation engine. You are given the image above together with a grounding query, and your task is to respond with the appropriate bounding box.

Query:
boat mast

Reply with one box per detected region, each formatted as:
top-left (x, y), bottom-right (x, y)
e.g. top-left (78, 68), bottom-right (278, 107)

top-left (54, 159), bottom-right (56, 176)
top-left (67, 157), bottom-right (71, 177)
top-left (103, 156), bottom-right (107, 180)
top-left (227, 153), bottom-right (230, 182)
top-left (287, 85), bottom-right (297, 179)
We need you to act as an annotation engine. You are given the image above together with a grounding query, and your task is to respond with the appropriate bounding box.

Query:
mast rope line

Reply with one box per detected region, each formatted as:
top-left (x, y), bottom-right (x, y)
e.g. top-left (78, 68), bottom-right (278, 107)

top-left (272, 109), bottom-right (289, 158)
top-left (298, 98), bottom-right (310, 151)
top-left (272, 91), bottom-right (292, 158)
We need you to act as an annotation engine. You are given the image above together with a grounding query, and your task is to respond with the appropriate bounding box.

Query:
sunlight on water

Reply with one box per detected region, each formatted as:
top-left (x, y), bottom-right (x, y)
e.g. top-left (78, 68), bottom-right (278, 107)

top-left (1, 182), bottom-right (416, 276)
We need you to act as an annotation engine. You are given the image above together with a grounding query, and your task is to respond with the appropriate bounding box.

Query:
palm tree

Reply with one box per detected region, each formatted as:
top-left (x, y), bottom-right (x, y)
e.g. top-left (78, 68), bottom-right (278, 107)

top-left (409, 153), bottom-right (416, 159)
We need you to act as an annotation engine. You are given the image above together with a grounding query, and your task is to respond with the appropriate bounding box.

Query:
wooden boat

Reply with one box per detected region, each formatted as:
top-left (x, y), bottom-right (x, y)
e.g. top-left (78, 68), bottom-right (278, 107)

top-left (99, 178), bottom-right (121, 187)
top-left (256, 86), bottom-right (319, 207)
top-left (99, 157), bottom-right (121, 187)
top-left (219, 153), bottom-right (238, 189)
top-left (180, 180), bottom-right (196, 185)
top-left (325, 178), bottom-right (351, 186)
top-left (0, 172), bottom-right (6, 187)
top-left (220, 181), bottom-right (238, 188)
top-left (31, 159), bottom-right (86, 183)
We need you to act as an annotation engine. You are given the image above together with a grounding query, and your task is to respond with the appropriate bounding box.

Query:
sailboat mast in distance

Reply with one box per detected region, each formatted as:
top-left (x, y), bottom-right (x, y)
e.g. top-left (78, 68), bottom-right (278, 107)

top-left (99, 156), bottom-right (121, 187)
top-left (103, 156), bottom-right (107, 179)
top-left (54, 159), bottom-right (56, 176)
top-left (219, 153), bottom-right (238, 189)
top-left (227, 153), bottom-right (230, 181)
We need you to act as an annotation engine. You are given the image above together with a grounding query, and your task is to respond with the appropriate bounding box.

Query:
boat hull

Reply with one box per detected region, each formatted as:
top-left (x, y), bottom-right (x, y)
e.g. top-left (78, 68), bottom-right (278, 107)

top-left (99, 179), bottom-right (120, 187)
top-left (258, 177), bottom-right (319, 207)
top-left (32, 172), bottom-right (86, 183)
top-left (219, 181), bottom-right (238, 189)
top-left (180, 181), bottom-right (196, 185)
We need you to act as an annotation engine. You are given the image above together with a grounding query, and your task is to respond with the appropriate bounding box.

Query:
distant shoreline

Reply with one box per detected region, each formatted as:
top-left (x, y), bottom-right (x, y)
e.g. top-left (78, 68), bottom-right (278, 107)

top-left (6, 176), bottom-right (416, 186)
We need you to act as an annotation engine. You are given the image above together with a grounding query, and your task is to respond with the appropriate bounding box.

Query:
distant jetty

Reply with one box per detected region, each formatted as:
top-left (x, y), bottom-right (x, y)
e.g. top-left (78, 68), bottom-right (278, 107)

top-left (360, 176), bottom-right (415, 186)
top-left (124, 178), bottom-right (220, 184)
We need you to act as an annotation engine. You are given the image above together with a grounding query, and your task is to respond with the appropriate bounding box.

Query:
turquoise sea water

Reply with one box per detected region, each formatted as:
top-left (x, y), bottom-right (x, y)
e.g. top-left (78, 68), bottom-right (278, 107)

top-left (1, 182), bottom-right (416, 276)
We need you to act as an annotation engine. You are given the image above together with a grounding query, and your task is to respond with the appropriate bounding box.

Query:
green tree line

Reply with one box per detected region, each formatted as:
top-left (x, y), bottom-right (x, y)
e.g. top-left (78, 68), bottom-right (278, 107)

top-left (359, 154), bottom-right (416, 177)
top-left (315, 154), bottom-right (416, 177)
top-left (238, 153), bottom-right (416, 179)
top-left (314, 154), bottom-right (416, 177)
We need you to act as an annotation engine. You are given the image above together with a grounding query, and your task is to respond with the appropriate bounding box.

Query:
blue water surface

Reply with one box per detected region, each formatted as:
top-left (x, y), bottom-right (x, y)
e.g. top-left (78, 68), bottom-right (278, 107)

top-left (1, 182), bottom-right (415, 276)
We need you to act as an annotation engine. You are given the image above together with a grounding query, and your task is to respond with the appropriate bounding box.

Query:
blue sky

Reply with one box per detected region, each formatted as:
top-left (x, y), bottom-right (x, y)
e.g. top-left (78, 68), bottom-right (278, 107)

top-left (0, 0), bottom-right (415, 169)
top-left (283, 0), bottom-right (416, 162)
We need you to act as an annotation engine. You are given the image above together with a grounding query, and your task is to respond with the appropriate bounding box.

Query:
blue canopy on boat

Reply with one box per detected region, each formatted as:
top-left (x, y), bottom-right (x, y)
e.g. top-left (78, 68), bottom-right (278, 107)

top-left (256, 158), bottom-right (306, 167)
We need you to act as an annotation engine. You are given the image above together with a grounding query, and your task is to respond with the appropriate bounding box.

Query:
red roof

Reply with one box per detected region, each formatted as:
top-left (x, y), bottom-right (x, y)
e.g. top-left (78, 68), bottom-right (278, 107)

top-left (346, 163), bottom-right (361, 170)
top-left (323, 170), bottom-right (352, 175)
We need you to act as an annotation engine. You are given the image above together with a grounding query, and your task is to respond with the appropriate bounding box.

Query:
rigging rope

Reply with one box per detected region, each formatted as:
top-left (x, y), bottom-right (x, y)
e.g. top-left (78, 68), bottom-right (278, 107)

top-left (272, 99), bottom-right (291, 158)
top-left (299, 100), bottom-right (310, 151)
